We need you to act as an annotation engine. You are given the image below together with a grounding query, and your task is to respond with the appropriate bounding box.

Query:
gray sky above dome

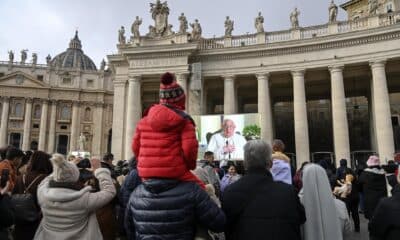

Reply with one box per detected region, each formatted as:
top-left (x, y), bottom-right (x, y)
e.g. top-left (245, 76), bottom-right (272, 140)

top-left (0, 0), bottom-right (349, 67)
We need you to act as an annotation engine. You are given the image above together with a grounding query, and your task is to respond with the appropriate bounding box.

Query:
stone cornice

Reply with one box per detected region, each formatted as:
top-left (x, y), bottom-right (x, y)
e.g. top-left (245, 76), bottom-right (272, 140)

top-left (194, 27), bottom-right (400, 62)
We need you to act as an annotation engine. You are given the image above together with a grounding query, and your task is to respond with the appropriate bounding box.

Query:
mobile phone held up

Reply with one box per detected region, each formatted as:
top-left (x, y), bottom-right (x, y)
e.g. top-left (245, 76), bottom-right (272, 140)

top-left (0, 169), bottom-right (10, 188)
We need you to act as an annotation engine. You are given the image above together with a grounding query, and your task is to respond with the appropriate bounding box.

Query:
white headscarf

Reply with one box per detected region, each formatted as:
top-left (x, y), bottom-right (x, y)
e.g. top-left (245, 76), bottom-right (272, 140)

top-left (300, 164), bottom-right (342, 240)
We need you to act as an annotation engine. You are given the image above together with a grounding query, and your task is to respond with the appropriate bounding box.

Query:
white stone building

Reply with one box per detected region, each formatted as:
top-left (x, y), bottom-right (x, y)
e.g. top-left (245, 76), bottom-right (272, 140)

top-left (0, 32), bottom-right (113, 156)
top-left (108, 1), bottom-right (400, 167)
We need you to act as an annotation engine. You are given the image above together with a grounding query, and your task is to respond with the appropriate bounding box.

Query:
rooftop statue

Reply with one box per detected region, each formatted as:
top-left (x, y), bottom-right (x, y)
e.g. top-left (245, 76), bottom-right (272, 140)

top-left (132, 16), bottom-right (142, 38)
top-left (178, 13), bottom-right (188, 34)
top-left (32, 53), bottom-right (37, 66)
top-left (368, 0), bottom-right (379, 15)
top-left (255, 12), bottom-right (265, 33)
top-left (224, 16), bottom-right (234, 37)
top-left (328, 1), bottom-right (338, 23)
top-left (290, 7), bottom-right (300, 29)
top-left (149, 0), bottom-right (170, 37)
top-left (118, 26), bottom-right (126, 44)
top-left (46, 54), bottom-right (51, 65)
top-left (8, 50), bottom-right (14, 63)
top-left (190, 19), bottom-right (202, 40)
top-left (100, 59), bottom-right (106, 70)
top-left (21, 49), bottom-right (28, 64)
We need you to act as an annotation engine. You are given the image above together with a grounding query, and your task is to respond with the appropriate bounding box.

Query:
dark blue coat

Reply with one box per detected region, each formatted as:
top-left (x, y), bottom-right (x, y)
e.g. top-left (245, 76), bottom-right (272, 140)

top-left (125, 179), bottom-right (226, 240)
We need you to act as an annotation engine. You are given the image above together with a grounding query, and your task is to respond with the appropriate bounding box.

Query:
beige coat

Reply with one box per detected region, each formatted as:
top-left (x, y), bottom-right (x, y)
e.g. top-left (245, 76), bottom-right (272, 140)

top-left (34, 168), bottom-right (116, 240)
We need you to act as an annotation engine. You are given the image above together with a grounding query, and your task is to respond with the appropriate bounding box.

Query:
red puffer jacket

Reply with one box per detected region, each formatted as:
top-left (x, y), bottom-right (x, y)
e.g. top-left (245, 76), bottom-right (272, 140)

top-left (132, 104), bottom-right (198, 179)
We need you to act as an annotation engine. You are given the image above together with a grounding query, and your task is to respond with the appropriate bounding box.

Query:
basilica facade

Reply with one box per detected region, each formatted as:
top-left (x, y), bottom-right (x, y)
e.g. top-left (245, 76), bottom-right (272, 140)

top-left (108, 0), bottom-right (400, 167)
top-left (0, 32), bottom-right (113, 156)
top-left (1, 1), bottom-right (400, 167)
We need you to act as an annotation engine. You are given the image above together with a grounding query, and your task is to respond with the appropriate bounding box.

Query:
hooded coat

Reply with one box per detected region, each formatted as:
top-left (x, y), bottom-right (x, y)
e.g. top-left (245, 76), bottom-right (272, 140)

top-left (300, 164), bottom-right (343, 240)
top-left (359, 167), bottom-right (387, 219)
top-left (132, 104), bottom-right (202, 185)
top-left (34, 168), bottom-right (116, 240)
top-left (125, 179), bottom-right (226, 240)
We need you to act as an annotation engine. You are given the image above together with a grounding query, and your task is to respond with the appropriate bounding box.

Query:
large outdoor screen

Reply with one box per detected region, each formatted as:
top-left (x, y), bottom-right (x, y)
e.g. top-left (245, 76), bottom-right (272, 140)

top-left (192, 114), bottom-right (260, 160)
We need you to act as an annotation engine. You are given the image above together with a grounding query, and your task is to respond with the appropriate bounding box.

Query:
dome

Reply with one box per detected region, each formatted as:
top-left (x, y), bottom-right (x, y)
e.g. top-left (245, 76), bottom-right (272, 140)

top-left (50, 31), bottom-right (97, 71)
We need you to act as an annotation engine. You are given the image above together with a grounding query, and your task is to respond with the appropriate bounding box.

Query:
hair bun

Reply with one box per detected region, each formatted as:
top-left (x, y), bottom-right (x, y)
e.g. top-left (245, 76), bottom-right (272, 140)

top-left (51, 153), bottom-right (66, 167)
top-left (161, 72), bottom-right (174, 85)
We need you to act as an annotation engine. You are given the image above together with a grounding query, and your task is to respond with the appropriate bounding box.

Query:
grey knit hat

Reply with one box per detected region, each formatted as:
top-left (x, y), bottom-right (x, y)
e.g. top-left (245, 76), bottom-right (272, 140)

top-left (51, 153), bottom-right (80, 182)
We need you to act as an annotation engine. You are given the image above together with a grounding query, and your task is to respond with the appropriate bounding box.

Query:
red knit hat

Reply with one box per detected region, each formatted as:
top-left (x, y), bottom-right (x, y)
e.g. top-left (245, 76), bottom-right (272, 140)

top-left (159, 72), bottom-right (186, 110)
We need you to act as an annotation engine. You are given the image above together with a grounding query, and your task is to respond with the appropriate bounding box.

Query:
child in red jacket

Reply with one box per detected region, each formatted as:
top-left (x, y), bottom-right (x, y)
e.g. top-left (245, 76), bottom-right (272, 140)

top-left (132, 72), bottom-right (204, 189)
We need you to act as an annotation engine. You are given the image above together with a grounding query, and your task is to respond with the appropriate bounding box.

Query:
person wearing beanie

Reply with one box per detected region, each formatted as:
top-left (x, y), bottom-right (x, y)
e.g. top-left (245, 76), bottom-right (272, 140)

top-left (132, 72), bottom-right (205, 188)
top-left (359, 155), bottom-right (388, 220)
top-left (34, 154), bottom-right (116, 240)
top-left (369, 165), bottom-right (400, 240)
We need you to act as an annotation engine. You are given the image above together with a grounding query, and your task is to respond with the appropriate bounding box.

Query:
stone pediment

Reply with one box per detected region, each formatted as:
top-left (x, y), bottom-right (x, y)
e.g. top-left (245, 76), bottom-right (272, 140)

top-left (0, 71), bottom-right (48, 88)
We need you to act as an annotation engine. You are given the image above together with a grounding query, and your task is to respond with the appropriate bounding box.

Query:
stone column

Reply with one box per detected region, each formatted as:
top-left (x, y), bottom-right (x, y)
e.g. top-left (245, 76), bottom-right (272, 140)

top-left (22, 98), bottom-right (33, 151)
top-left (329, 66), bottom-right (351, 166)
top-left (125, 75), bottom-right (142, 159)
top-left (47, 100), bottom-right (57, 153)
top-left (70, 101), bottom-right (80, 152)
top-left (38, 100), bottom-right (49, 151)
top-left (257, 73), bottom-right (273, 144)
top-left (0, 97), bottom-right (10, 147)
top-left (224, 75), bottom-right (236, 114)
top-left (111, 80), bottom-right (127, 160)
top-left (176, 73), bottom-right (188, 110)
top-left (291, 70), bottom-right (310, 166)
top-left (370, 60), bottom-right (395, 162)
top-left (92, 103), bottom-right (104, 156)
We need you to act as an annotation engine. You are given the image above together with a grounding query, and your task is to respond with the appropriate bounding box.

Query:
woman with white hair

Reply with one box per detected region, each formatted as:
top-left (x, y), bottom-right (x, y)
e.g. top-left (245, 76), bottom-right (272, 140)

top-left (369, 166), bottom-right (400, 240)
top-left (300, 164), bottom-right (351, 240)
top-left (34, 154), bottom-right (116, 240)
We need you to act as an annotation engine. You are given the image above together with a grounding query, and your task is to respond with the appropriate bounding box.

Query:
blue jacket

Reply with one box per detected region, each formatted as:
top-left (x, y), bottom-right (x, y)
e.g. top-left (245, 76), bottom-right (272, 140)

top-left (271, 159), bottom-right (292, 185)
top-left (125, 179), bottom-right (226, 240)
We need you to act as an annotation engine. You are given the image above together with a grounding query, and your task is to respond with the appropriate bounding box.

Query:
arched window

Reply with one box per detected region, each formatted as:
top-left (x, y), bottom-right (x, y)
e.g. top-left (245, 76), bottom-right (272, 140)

top-left (60, 106), bottom-right (71, 120)
top-left (15, 103), bottom-right (23, 117)
top-left (84, 107), bottom-right (92, 121)
top-left (33, 104), bottom-right (41, 119)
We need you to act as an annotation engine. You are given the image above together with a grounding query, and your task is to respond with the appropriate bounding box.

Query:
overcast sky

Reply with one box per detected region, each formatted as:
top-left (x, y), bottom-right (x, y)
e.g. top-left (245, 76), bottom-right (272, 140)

top-left (0, 0), bottom-right (349, 67)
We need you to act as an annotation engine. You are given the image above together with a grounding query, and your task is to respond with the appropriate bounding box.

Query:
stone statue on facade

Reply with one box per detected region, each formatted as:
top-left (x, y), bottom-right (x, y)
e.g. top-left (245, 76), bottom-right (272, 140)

top-left (224, 16), bottom-right (234, 37)
top-left (147, 26), bottom-right (157, 38)
top-left (190, 19), bottom-right (202, 40)
top-left (368, 0), bottom-right (379, 15)
top-left (255, 12), bottom-right (265, 33)
top-left (118, 26), bottom-right (126, 44)
top-left (32, 53), bottom-right (37, 66)
top-left (132, 16), bottom-right (142, 38)
top-left (8, 50), bottom-right (14, 63)
top-left (78, 133), bottom-right (86, 151)
top-left (290, 7), bottom-right (300, 29)
top-left (46, 54), bottom-right (51, 65)
top-left (166, 24), bottom-right (174, 36)
top-left (149, 0), bottom-right (170, 37)
top-left (20, 49), bottom-right (28, 64)
top-left (178, 13), bottom-right (188, 34)
top-left (329, 1), bottom-right (338, 23)
top-left (100, 59), bottom-right (106, 70)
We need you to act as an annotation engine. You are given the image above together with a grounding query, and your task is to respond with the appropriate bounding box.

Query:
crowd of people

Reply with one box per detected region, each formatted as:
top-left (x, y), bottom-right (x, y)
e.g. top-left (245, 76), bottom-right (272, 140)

top-left (0, 72), bottom-right (399, 240)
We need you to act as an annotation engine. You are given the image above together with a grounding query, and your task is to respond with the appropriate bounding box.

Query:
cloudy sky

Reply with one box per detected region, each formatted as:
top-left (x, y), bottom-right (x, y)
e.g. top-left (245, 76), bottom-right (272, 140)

top-left (0, 0), bottom-right (349, 67)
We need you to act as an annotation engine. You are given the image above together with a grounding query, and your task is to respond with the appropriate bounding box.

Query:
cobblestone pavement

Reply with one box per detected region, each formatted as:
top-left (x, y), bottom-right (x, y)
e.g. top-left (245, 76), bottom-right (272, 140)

top-left (347, 215), bottom-right (369, 240)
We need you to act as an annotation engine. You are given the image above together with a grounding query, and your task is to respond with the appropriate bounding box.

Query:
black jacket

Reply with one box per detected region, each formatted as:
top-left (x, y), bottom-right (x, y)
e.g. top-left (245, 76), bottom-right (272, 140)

top-left (369, 185), bottom-right (400, 240)
top-left (359, 167), bottom-right (387, 219)
top-left (125, 179), bottom-right (226, 240)
top-left (222, 169), bottom-right (306, 240)
top-left (0, 194), bottom-right (14, 240)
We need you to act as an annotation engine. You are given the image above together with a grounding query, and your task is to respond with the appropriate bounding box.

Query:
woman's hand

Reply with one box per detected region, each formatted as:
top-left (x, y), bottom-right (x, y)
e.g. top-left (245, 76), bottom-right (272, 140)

top-left (90, 157), bottom-right (101, 172)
